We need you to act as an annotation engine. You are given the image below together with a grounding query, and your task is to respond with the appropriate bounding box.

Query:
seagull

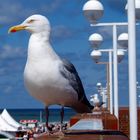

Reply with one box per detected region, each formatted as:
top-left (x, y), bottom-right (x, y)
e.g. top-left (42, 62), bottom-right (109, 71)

top-left (90, 94), bottom-right (104, 110)
top-left (8, 14), bottom-right (93, 129)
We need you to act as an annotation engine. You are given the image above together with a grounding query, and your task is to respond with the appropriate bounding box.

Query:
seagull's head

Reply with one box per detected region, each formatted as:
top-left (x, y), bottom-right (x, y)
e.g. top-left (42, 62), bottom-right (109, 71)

top-left (8, 14), bottom-right (51, 34)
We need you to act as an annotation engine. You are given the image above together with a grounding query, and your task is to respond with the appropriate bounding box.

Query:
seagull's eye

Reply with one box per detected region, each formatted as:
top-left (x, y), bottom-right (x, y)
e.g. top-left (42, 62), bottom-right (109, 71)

top-left (27, 19), bottom-right (35, 24)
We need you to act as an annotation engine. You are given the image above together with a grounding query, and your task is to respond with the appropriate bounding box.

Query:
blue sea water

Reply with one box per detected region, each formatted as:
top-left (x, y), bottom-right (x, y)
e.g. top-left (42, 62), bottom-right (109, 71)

top-left (0, 108), bottom-right (76, 123)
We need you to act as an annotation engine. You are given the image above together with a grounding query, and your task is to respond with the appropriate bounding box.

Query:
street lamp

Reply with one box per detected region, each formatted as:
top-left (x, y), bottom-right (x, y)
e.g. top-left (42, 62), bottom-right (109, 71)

top-left (89, 31), bottom-right (127, 115)
top-left (118, 33), bottom-right (128, 49)
top-left (90, 49), bottom-right (125, 114)
top-left (90, 50), bottom-right (102, 63)
top-left (83, 0), bottom-right (129, 120)
top-left (83, 0), bottom-right (104, 23)
top-left (90, 49), bottom-right (112, 112)
top-left (83, 0), bottom-right (140, 139)
top-left (88, 33), bottom-right (103, 49)
top-left (117, 49), bottom-right (125, 63)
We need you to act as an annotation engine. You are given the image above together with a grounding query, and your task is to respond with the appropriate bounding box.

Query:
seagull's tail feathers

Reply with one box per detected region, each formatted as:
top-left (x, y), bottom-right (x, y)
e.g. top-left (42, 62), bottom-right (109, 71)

top-left (72, 101), bottom-right (94, 113)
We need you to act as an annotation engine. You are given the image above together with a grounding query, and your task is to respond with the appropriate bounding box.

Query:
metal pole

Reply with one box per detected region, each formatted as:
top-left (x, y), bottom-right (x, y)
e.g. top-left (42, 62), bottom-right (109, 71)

top-left (109, 51), bottom-right (113, 114)
top-left (99, 49), bottom-right (113, 113)
top-left (127, 0), bottom-right (138, 139)
top-left (113, 24), bottom-right (119, 119)
top-left (96, 62), bottom-right (110, 111)
top-left (102, 89), bottom-right (107, 108)
top-left (106, 63), bottom-right (110, 111)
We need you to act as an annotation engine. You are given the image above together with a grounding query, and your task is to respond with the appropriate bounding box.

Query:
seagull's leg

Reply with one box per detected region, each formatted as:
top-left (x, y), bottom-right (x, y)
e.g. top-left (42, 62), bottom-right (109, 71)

top-left (60, 106), bottom-right (64, 131)
top-left (45, 107), bottom-right (49, 131)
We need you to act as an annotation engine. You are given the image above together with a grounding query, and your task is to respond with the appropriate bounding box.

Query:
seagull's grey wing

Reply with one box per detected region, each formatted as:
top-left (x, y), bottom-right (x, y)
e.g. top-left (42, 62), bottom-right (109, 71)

top-left (60, 59), bottom-right (93, 109)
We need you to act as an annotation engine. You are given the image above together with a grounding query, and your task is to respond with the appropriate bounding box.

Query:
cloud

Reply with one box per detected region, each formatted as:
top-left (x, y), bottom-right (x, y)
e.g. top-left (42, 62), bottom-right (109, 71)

top-left (0, 0), bottom-right (88, 45)
top-left (0, 1), bottom-right (24, 24)
top-left (0, 45), bottom-right (27, 108)
top-left (0, 45), bottom-right (26, 59)
top-left (3, 86), bottom-right (13, 93)
top-left (0, 0), bottom-right (69, 25)
top-left (0, 45), bottom-right (26, 94)
top-left (0, 45), bottom-right (26, 73)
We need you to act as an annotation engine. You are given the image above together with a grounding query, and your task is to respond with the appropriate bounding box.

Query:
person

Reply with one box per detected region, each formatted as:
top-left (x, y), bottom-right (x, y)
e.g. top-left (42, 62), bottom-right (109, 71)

top-left (23, 133), bottom-right (28, 140)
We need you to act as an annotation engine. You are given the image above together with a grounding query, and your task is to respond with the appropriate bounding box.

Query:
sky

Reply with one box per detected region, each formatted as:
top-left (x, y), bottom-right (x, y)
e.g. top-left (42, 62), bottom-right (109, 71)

top-left (0, 0), bottom-right (140, 109)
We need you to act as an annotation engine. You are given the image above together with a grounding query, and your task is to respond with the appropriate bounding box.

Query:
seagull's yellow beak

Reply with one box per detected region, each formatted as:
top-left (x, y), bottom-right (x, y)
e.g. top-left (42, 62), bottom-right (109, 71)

top-left (8, 25), bottom-right (26, 33)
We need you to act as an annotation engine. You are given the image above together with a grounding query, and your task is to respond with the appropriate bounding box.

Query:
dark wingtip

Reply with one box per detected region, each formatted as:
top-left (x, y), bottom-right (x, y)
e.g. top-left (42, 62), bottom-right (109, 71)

top-left (90, 105), bottom-right (94, 110)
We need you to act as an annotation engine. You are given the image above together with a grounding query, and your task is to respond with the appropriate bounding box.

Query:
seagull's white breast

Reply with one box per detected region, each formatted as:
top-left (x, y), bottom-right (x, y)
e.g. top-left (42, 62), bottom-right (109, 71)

top-left (24, 57), bottom-right (78, 107)
top-left (93, 95), bottom-right (100, 104)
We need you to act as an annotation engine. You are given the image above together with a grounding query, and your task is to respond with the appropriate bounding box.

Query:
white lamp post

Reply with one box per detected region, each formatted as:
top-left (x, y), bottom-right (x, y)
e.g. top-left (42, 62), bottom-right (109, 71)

top-left (125, 0), bottom-right (140, 139)
top-left (90, 25), bottom-right (126, 119)
top-left (91, 48), bottom-right (125, 114)
top-left (138, 95), bottom-right (140, 107)
top-left (109, 50), bottom-right (113, 114)
top-left (83, 0), bottom-right (129, 119)
top-left (83, 0), bottom-right (140, 139)
top-left (137, 82), bottom-right (140, 107)
top-left (90, 49), bottom-right (113, 113)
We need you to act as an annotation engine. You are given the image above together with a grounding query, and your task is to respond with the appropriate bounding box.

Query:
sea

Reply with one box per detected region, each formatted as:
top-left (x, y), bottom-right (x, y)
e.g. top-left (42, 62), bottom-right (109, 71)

top-left (0, 108), bottom-right (76, 123)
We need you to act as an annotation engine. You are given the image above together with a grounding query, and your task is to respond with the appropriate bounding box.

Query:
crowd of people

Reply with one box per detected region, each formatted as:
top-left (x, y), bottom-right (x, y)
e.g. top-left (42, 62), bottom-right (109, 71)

top-left (22, 122), bottom-right (69, 140)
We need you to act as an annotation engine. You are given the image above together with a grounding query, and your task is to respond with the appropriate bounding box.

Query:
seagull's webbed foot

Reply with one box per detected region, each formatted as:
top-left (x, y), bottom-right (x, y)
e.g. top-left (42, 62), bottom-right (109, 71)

top-left (60, 106), bottom-right (64, 131)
